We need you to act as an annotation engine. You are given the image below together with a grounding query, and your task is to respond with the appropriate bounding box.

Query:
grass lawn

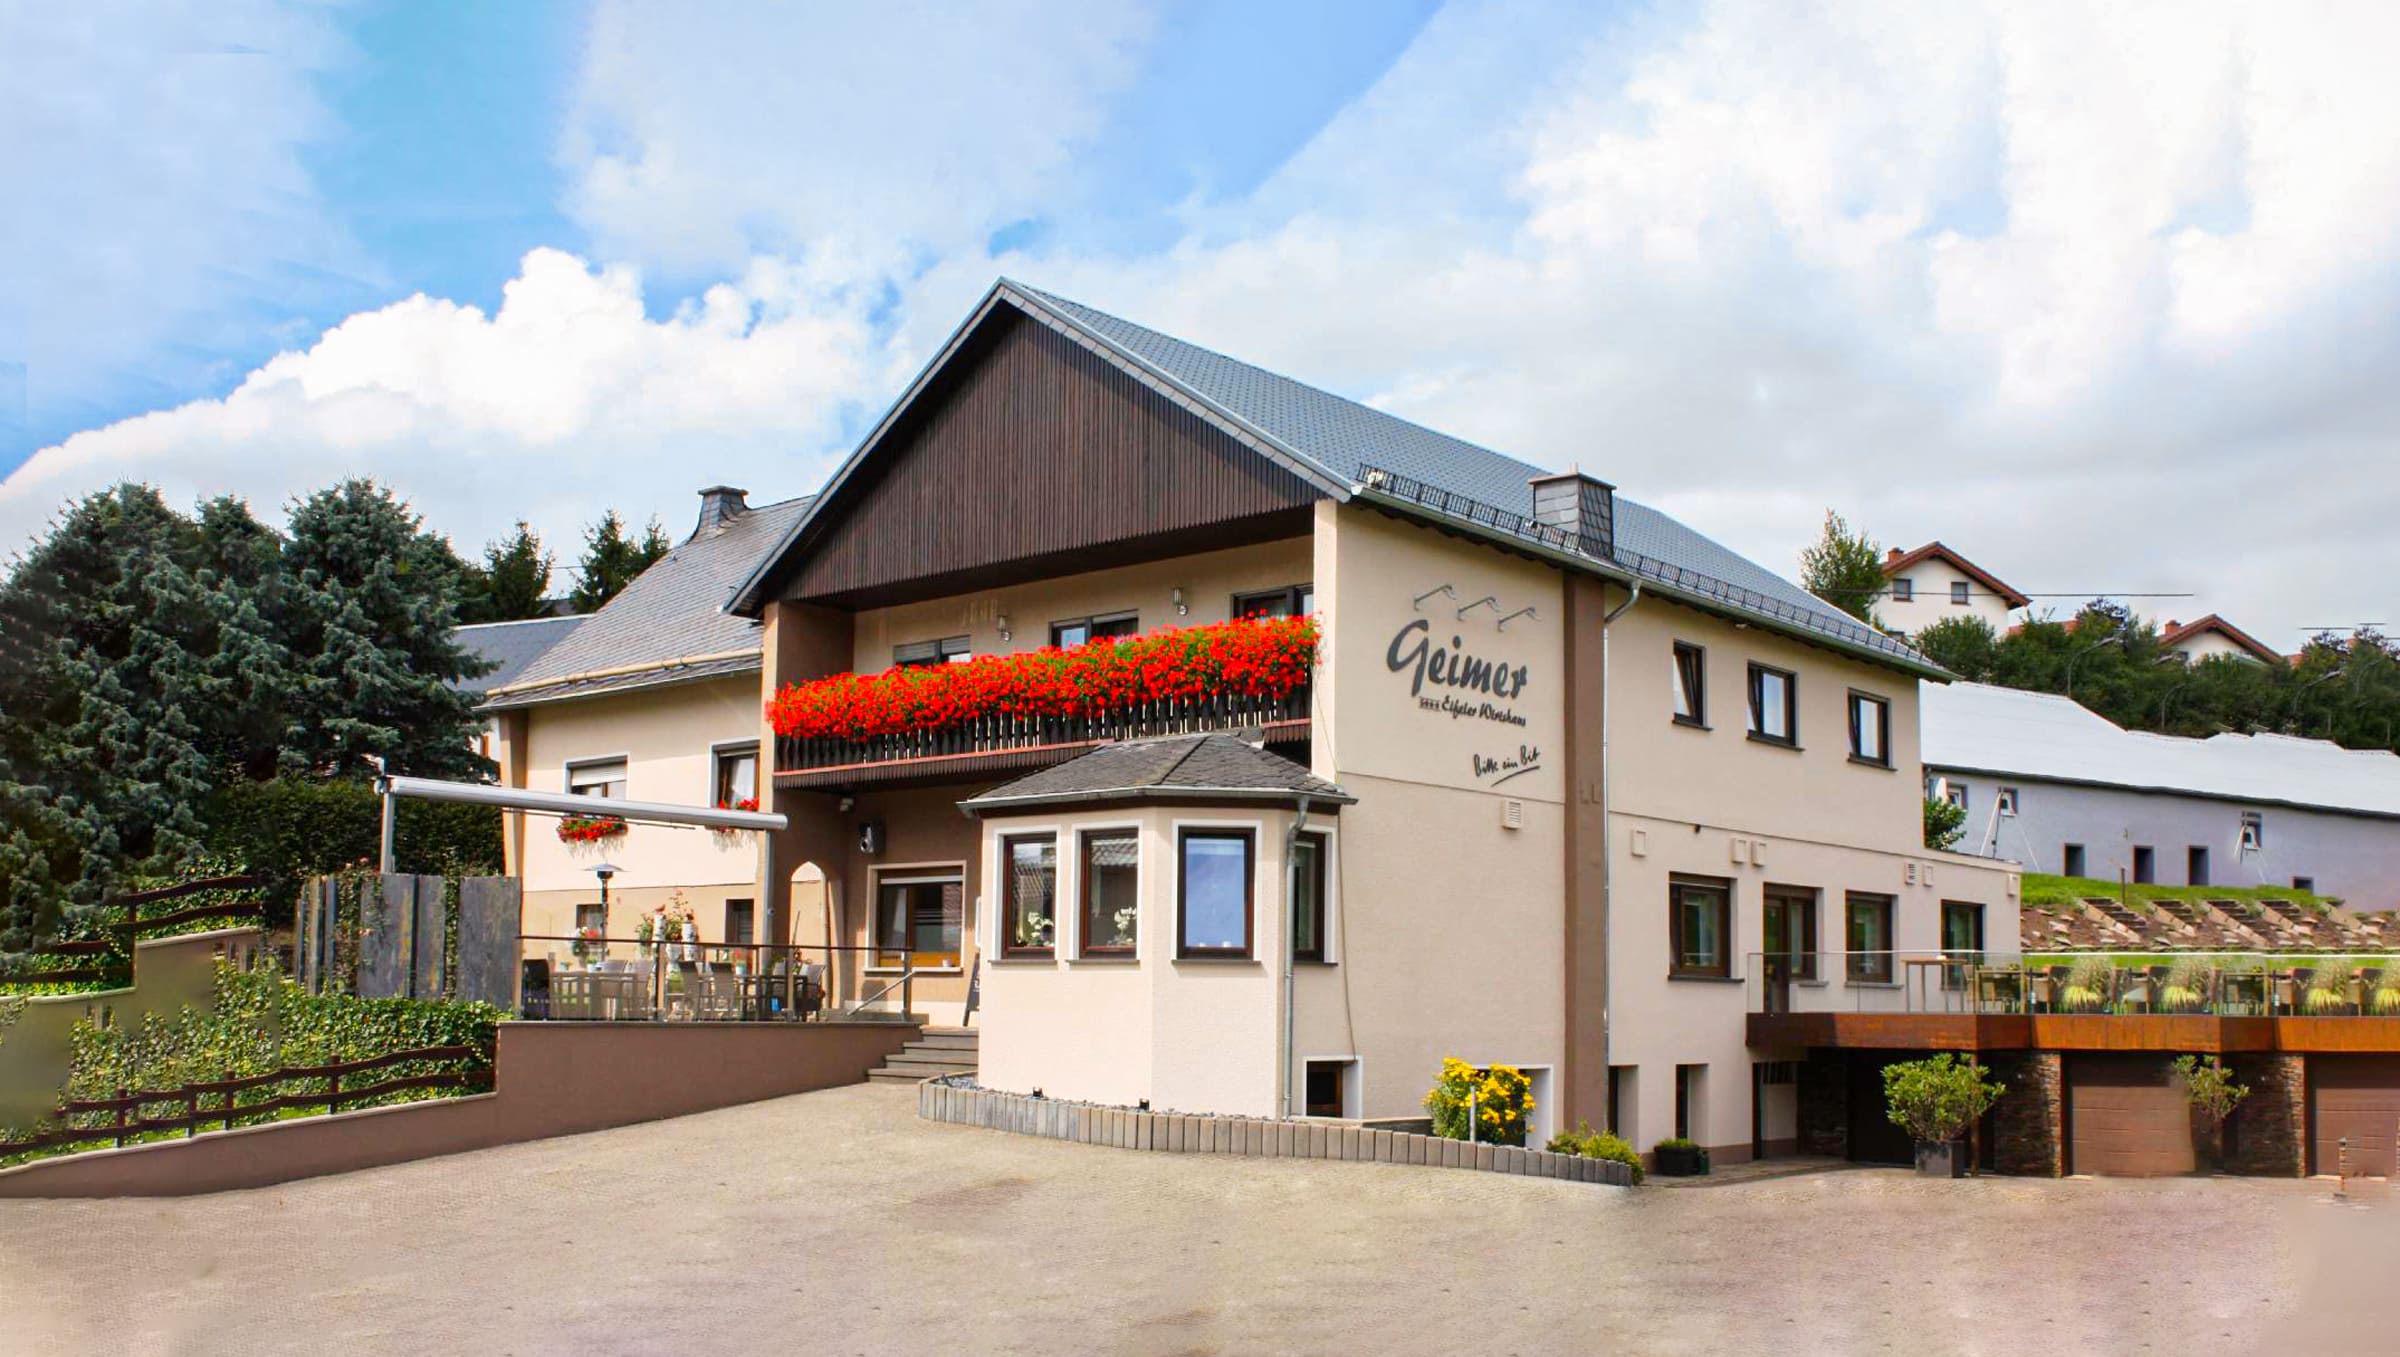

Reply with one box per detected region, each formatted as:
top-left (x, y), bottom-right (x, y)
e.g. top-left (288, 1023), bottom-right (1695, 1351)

top-left (2020, 872), bottom-right (2334, 915)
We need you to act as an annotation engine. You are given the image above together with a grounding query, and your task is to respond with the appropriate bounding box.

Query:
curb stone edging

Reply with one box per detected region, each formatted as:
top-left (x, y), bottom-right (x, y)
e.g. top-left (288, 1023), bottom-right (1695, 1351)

top-left (917, 1078), bottom-right (1632, 1187)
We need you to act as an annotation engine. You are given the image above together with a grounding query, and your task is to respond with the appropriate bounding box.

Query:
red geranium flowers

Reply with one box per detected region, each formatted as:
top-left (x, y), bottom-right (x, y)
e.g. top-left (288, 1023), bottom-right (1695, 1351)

top-left (768, 615), bottom-right (1317, 742)
top-left (557, 813), bottom-right (628, 844)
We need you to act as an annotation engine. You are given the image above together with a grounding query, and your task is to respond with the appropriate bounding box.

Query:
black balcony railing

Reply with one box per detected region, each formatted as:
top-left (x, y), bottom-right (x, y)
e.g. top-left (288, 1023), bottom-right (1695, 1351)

top-left (776, 685), bottom-right (1311, 776)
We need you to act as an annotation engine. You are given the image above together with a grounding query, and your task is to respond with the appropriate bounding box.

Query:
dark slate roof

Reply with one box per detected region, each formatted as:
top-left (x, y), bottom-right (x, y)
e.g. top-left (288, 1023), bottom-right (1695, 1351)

top-left (960, 734), bottom-right (1355, 815)
top-left (1009, 283), bottom-right (1927, 673)
top-left (450, 615), bottom-right (584, 694)
top-left (482, 496), bottom-right (811, 710)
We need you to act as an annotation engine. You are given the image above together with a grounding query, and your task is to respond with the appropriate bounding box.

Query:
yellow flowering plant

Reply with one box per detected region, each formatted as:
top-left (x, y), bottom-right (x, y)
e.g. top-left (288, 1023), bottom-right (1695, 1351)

top-left (1423, 1056), bottom-right (1534, 1147)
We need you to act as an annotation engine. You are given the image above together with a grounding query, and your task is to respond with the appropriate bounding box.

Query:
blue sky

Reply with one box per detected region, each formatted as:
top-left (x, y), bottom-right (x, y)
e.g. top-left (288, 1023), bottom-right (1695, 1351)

top-left (6, 1), bottom-right (2398, 643)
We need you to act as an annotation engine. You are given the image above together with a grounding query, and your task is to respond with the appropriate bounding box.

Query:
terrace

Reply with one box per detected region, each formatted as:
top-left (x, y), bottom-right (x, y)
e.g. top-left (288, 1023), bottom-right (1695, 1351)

top-left (1745, 949), bottom-right (2400, 1054)
top-left (770, 615), bottom-right (1315, 790)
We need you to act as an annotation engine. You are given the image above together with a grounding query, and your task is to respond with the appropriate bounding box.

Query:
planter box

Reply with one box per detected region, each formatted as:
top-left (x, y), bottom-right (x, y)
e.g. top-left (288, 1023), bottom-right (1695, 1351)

top-left (1653, 1144), bottom-right (1710, 1177)
top-left (1914, 1140), bottom-right (1969, 1178)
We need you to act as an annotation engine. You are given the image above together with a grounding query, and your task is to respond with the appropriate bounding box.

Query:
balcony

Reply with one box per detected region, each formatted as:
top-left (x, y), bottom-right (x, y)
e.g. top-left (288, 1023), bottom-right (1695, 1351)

top-left (775, 687), bottom-right (1311, 790)
top-left (1744, 951), bottom-right (2400, 1054)
top-left (770, 615), bottom-right (1316, 791)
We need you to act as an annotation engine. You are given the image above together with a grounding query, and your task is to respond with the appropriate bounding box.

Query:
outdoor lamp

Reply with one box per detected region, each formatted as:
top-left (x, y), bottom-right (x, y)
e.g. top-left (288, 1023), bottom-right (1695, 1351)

top-left (591, 862), bottom-right (619, 908)
top-left (1172, 586), bottom-right (1188, 615)
top-left (997, 613), bottom-right (1012, 641)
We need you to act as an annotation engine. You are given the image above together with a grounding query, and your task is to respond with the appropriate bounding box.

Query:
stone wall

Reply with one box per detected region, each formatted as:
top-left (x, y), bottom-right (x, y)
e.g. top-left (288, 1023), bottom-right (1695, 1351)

top-left (1992, 1051), bottom-right (2063, 1177)
top-left (920, 1079), bottom-right (1634, 1186)
top-left (2224, 1054), bottom-right (2304, 1177)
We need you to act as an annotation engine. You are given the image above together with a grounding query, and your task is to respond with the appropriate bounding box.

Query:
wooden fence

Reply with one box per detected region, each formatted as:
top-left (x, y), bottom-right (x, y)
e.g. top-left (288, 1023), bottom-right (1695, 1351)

top-left (1, 876), bottom-right (268, 988)
top-left (1, 1044), bottom-right (489, 1157)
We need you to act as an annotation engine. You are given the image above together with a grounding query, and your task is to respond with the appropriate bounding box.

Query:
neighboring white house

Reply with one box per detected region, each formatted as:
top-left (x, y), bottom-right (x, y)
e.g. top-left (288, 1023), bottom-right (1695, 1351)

top-left (1877, 543), bottom-right (2028, 636)
top-left (2159, 614), bottom-right (2285, 666)
top-left (1923, 680), bottom-right (2400, 907)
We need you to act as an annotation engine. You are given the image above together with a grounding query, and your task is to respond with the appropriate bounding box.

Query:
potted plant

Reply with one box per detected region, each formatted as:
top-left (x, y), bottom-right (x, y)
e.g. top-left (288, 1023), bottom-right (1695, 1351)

top-left (2157, 955), bottom-right (2213, 1013)
top-left (2058, 954), bottom-right (2114, 1013)
top-left (2303, 957), bottom-right (2360, 1014)
top-left (1882, 1052), bottom-right (2004, 1178)
top-left (2174, 1054), bottom-right (2249, 1174)
top-left (2371, 961), bottom-right (2400, 1015)
top-left (1651, 1136), bottom-right (1709, 1176)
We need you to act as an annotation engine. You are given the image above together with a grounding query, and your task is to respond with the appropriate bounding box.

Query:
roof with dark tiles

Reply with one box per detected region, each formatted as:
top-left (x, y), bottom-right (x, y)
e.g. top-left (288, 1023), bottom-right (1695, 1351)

top-left (450, 614), bottom-right (584, 694)
top-left (960, 734), bottom-right (1354, 815)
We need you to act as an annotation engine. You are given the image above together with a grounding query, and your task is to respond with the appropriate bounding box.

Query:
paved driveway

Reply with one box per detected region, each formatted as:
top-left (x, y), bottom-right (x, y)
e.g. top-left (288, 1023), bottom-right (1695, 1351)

top-left (0, 1083), bottom-right (2387, 1355)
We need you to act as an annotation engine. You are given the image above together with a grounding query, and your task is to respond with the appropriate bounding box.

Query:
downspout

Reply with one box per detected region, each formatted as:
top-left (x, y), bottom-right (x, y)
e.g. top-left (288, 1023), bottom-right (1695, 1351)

top-left (1596, 583), bottom-right (1641, 1106)
top-left (1280, 793), bottom-right (1315, 1120)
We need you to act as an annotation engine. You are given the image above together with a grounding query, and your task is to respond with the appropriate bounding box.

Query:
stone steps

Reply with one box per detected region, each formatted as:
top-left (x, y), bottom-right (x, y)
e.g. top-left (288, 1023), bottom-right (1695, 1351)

top-left (867, 1026), bottom-right (979, 1084)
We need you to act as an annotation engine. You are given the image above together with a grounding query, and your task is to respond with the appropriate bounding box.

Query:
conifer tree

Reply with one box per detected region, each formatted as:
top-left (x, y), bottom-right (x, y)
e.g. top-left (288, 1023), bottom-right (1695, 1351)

top-left (463, 520), bottom-right (556, 622)
top-left (570, 510), bottom-right (672, 612)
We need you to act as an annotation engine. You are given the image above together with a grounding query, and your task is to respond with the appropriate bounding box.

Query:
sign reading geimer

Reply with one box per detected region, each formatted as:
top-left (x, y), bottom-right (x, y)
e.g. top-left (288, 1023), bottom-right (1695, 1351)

top-left (1386, 618), bottom-right (1532, 727)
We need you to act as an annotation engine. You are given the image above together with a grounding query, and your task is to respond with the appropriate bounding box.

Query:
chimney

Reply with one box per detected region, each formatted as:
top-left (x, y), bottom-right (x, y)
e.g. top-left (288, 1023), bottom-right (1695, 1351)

top-left (1528, 469), bottom-right (1615, 560)
top-left (1886, 547), bottom-right (1903, 564)
top-left (694, 485), bottom-right (749, 537)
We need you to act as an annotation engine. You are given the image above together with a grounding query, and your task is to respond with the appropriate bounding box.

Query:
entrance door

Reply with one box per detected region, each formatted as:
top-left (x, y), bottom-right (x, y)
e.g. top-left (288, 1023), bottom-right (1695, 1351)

top-left (2068, 1057), bottom-right (2194, 1177)
top-left (2310, 1055), bottom-right (2400, 1178)
top-left (1845, 1055), bottom-right (1915, 1164)
top-left (1940, 901), bottom-right (1985, 992)
top-left (1761, 888), bottom-right (1817, 1013)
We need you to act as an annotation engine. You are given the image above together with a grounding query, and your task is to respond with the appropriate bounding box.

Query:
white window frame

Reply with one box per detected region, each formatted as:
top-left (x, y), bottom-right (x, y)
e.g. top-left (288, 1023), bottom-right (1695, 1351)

top-left (867, 861), bottom-right (969, 975)
top-left (2239, 811), bottom-right (2264, 852)
top-left (707, 739), bottom-right (759, 808)
top-left (1288, 823), bottom-right (1342, 966)
top-left (1169, 816), bottom-right (1270, 962)
top-left (1066, 818), bottom-right (1146, 963)
top-left (564, 753), bottom-right (631, 799)
top-left (1997, 787), bottom-right (2019, 817)
top-left (1300, 1054), bottom-right (1363, 1120)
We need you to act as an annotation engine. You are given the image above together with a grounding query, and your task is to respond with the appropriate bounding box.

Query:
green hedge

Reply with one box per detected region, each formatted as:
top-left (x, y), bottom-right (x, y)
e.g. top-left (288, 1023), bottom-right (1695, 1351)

top-left (2, 957), bottom-right (500, 1164)
top-left (200, 778), bottom-right (502, 921)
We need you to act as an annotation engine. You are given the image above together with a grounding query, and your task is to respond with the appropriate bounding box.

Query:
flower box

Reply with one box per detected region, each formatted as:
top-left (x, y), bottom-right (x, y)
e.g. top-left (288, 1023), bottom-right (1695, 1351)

top-left (767, 616), bottom-right (1316, 744)
top-left (557, 814), bottom-right (628, 845)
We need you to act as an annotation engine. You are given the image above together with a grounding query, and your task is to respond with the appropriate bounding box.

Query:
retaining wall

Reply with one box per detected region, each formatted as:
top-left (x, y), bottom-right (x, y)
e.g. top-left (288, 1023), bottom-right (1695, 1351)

top-left (0, 1018), bottom-right (917, 1198)
top-left (918, 1080), bottom-right (1634, 1186)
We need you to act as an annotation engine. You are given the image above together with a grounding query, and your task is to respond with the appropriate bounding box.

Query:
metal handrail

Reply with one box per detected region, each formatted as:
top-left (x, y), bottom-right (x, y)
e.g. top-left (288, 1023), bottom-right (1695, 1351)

top-left (842, 956), bottom-right (918, 1021)
top-left (1745, 949), bottom-right (2400, 1018)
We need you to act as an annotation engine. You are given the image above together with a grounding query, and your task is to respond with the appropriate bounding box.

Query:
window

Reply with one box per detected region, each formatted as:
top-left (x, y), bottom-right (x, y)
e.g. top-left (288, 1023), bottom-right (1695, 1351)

top-left (576, 902), bottom-right (607, 937)
top-left (1847, 691), bottom-right (1890, 766)
top-left (1747, 664), bottom-right (1797, 746)
top-left (1941, 901), bottom-right (1985, 958)
top-left (2292, 876), bottom-right (2315, 894)
top-left (2239, 811), bottom-right (2263, 851)
top-left (1177, 829), bottom-right (1255, 958)
top-left (1001, 835), bottom-right (1058, 958)
top-left (1845, 893), bottom-right (1895, 983)
top-left (1674, 1065), bottom-right (1704, 1142)
top-left (1232, 584), bottom-right (1314, 618)
top-left (1996, 787), bottom-right (2019, 817)
top-left (1304, 1060), bottom-right (1353, 1118)
top-left (1050, 612), bottom-right (1138, 649)
top-left (2133, 845), bottom-right (2155, 884)
top-left (1762, 886), bottom-right (1818, 982)
top-left (1078, 829), bottom-right (1139, 957)
top-left (873, 874), bottom-right (962, 968)
top-left (724, 899), bottom-right (755, 947)
top-left (894, 635), bottom-right (971, 668)
top-left (2187, 845), bottom-right (2209, 887)
top-left (1290, 831), bottom-right (1331, 962)
top-left (1891, 578), bottom-right (1914, 603)
top-left (1669, 875), bottom-right (1732, 978)
top-left (2062, 844), bottom-right (2086, 877)
top-left (567, 758), bottom-right (627, 799)
top-left (1944, 782), bottom-right (1968, 811)
top-left (712, 743), bottom-right (757, 809)
top-left (1672, 642), bottom-right (1707, 727)
top-left (1950, 580), bottom-right (1971, 605)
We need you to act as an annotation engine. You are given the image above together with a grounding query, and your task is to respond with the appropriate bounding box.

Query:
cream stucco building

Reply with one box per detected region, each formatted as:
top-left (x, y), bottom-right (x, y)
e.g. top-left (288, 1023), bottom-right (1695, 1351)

top-left (1878, 542), bottom-right (2029, 636)
top-left (670, 281), bottom-right (2022, 1163)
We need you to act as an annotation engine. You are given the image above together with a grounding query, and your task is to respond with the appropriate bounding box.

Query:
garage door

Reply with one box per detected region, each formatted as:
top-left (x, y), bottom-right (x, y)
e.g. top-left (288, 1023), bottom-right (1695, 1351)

top-left (2069, 1058), bottom-right (2194, 1177)
top-left (2311, 1056), bottom-right (2400, 1178)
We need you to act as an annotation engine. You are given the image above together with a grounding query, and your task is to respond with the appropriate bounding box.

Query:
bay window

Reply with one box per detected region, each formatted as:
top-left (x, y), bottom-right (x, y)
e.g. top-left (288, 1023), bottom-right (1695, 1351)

top-left (1177, 829), bottom-right (1254, 958)
top-left (1001, 834), bottom-right (1057, 958)
top-left (1078, 829), bottom-right (1139, 956)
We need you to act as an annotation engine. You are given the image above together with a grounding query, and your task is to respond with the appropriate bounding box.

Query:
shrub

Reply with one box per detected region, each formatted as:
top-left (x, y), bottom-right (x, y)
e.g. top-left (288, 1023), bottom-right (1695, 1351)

top-left (2174, 1054), bottom-right (2248, 1128)
top-left (2303, 957), bottom-right (2360, 1014)
top-left (200, 778), bottom-right (502, 921)
top-left (1544, 1118), bottom-right (1645, 1184)
top-left (1424, 1057), bottom-right (1534, 1147)
top-left (1882, 1053), bottom-right (2004, 1145)
top-left (1923, 796), bottom-right (1966, 852)
top-left (2158, 955), bottom-right (2214, 1013)
top-left (2059, 955), bottom-right (2114, 1012)
top-left (1652, 1136), bottom-right (1699, 1151)
top-left (2, 956), bottom-right (499, 1163)
top-left (2371, 961), bottom-right (2400, 1016)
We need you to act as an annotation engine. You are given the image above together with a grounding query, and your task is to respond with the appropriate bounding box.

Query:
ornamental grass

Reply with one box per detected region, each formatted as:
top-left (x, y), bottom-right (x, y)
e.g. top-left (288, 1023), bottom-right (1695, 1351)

top-left (767, 615), bottom-right (1317, 742)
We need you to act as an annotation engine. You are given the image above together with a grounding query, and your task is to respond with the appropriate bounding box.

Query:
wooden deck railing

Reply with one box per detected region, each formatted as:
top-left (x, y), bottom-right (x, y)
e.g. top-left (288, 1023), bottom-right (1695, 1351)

top-left (0, 875), bottom-right (269, 989)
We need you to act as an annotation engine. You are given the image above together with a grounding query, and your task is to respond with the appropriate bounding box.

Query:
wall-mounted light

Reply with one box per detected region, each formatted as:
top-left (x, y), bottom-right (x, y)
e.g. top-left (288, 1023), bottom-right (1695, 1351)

top-left (1171, 587), bottom-right (1188, 616)
top-left (997, 613), bottom-right (1012, 641)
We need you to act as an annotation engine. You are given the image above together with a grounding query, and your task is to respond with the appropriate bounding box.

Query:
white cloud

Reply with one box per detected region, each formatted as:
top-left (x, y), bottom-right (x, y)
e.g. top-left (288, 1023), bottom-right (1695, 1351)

top-left (557, 0), bottom-right (1157, 278)
top-left (0, 249), bottom-right (879, 566)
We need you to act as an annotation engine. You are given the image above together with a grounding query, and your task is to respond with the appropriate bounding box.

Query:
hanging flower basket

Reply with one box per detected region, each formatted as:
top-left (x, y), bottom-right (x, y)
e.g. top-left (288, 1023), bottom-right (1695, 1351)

top-left (766, 615), bottom-right (1316, 742)
top-left (558, 813), bottom-right (628, 845)
top-left (710, 797), bottom-right (759, 845)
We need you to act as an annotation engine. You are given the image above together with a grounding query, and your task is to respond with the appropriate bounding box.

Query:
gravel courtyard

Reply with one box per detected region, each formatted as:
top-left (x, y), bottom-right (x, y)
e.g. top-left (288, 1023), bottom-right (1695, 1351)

top-left (1, 1083), bottom-right (2388, 1356)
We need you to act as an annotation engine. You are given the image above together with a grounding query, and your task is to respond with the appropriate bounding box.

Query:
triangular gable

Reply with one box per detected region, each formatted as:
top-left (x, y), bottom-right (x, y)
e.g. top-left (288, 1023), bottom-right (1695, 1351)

top-left (734, 284), bottom-right (1341, 612)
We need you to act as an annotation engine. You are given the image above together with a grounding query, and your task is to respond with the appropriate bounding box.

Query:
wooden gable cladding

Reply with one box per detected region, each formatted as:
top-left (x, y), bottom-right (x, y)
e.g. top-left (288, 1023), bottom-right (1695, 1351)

top-left (781, 307), bottom-right (1321, 608)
